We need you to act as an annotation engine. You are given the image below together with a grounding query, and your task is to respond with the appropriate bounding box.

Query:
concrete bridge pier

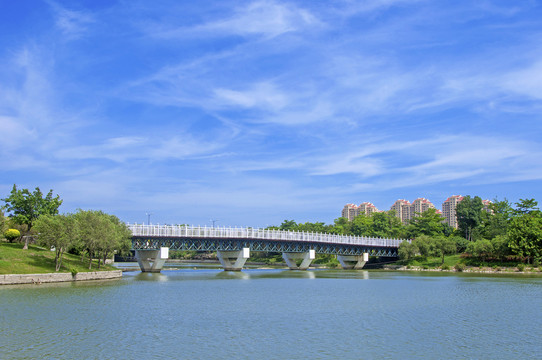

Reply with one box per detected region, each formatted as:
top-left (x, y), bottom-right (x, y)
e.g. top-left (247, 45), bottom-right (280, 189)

top-left (217, 248), bottom-right (250, 271)
top-left (337, 253), bottom-right (369, 270)
top-left (136, 247), bottom-right (169, 272)
top-left (282, 250), bottom-right (315, 270)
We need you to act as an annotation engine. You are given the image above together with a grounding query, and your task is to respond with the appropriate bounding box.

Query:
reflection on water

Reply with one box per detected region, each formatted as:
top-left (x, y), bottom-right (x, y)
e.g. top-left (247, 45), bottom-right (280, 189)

top-left (2, 268), bottom-right (541, 360)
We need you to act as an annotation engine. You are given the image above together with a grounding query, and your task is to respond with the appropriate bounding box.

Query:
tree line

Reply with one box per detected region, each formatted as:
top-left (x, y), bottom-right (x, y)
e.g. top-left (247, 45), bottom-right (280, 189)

top-left (269, 197), bottom-right (542, 265)
top-left (1, 185), bottom-right (131, 271)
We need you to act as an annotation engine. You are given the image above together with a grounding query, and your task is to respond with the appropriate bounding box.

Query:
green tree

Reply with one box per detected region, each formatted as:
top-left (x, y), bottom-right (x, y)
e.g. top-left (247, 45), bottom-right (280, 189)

top-left (456, 195), bottom-right (484, 241)
top-left (514, 198), bottom-right (540, 215)
top-left (0, 210), bottom-right (6, 235)
top-left (507, 210), bottom-right (542, 264)
top-left (34, 214), bottom-right (79, 271)
top-left (1, 185), bottom-right (63, 233)
top-left (407, 208), bottom-right (445, 238)
top-left (98, 214), bottom-right (131, 266)
top-left (331, 217), bottom-right (352, 235)
top-left (433, 236), bottom-right (457, 264)
top-left (466, 239), bottom-right (494, 262)
top-left (279, 220), bottom-right (298, 231)
top-left (398, 240), bottom-right (419, 260)
top-left (481, 198), bottom-right (514, 239)
top-left (350, 214), bottom-right (372, 236)
top-left (412, 235), bottom-right (434, 258)
top-left (75, 210), bottom-right (132, 269)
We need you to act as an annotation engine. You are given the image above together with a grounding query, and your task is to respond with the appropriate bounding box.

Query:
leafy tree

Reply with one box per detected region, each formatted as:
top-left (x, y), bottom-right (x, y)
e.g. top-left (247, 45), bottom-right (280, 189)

top-left (99, 214), bottom-right (131, 266)
top-left (75, 210), bottom-right (132, 269)
top-left (514, 198), bottom-right (540, 215)
top-left (370, 211), bottom-right (404, 238)
top-left (34, 214), bottom-right (79, 271)
top-left (466, 239), bottom-right (494, 262)
top-left (490, 235), bottom-right (510, 260)
top-left (0, 210), bottom-right (5, 234)
top-left (398, 240), bottom-right (419, 260)
top-left (433, 236), bottom-right (457, 264)
top-left (331, 217), bottom-right (352, 235)
top-left (481, 198), bottom-right (514, 239)
top-left (456, 195), bottom-right (484, 241)
top-left (407, 208), bottom-right (445, 238)
top-left (348, 214), bottom-right (371, 236)
top-left (279, 220), bottom-right (298, 231)
top-left (451, 235), bottom-right (469, 253)
top-left (507, 210), bottom-right (542, 264)
top-left (412, 235), bottom-right (434, 258)
top-left (1, 185), bottom-right (62, 233)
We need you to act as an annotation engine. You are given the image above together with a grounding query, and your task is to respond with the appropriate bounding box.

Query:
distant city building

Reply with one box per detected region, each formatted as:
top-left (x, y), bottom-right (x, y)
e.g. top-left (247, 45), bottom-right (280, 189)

top-left (341, 202), bottom-right (379, 221)
top-left (411, 198), bottom-right (436, 214)
top-left (482, 199), bottom-right (493, 213)
top-left (442, 195), bottom-right (464, 229)
top-left (389, 198), bottom-right (436, 224)
top-left (341, 204), bottom-right (359, 221)
top-left (390, 199), bottom-right (412, 224)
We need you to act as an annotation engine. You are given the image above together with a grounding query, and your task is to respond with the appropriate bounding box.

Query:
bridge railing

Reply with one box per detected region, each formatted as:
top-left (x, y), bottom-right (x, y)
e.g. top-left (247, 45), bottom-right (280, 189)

top-left (128, 224), bottom-right (409, 248)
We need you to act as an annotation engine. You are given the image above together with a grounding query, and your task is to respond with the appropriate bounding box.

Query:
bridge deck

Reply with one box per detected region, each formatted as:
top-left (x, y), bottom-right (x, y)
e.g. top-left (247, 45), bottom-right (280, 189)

top-left (129, 224), bottom-right (408, 251)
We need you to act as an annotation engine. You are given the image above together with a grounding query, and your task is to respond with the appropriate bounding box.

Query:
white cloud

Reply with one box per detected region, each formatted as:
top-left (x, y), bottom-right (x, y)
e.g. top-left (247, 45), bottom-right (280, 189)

top-left (501, 61), bottom-right (542, 100)
top-left (213, 81), bottom-right (289, 110)
top-left (46, 0), bottom-right (94, 39)
top-left (152, 0), bottom-right (320, 40)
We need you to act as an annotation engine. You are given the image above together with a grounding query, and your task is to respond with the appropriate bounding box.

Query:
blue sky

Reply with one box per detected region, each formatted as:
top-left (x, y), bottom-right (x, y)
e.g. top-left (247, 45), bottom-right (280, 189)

top-left (1, 0), bottom-right (542, 227)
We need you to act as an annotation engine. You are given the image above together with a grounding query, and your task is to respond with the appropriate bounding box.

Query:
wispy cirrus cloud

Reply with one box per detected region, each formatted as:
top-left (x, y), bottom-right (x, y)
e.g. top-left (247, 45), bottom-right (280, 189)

top-left (148, 0), bottom-right (320, 40)
top-left (46, 0), bottom-right (94, 39)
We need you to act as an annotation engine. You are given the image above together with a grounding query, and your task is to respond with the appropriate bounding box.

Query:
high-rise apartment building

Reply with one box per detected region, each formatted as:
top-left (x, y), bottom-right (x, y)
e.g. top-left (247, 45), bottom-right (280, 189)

top-left (390, 198), bottom-right (436, 224)
top-left (341, 202), bottom-right (379, 221)
top-left (411, 198), bottom-right (436, 214)
top-left (390, 199), bottom-right (412, 224)
top-left (442, 195), bottom-right (463, 229)
top-left (341, 204), bottom-right (359, 221)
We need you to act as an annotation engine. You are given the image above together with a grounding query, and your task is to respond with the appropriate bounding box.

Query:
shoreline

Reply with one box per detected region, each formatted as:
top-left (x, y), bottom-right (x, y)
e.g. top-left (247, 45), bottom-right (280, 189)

top-left (0, 270), bottom-right (123, 285)
top-left (380, 264), bottom-right (542, 275)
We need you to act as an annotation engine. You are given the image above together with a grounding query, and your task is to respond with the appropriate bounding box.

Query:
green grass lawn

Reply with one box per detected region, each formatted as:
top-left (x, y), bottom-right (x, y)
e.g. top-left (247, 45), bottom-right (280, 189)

top-left (0, 242), bottom-right (117, 275)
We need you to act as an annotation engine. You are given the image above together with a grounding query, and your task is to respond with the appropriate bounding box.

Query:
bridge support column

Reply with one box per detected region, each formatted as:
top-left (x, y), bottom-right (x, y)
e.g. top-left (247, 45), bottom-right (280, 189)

top-left (136, 247), bottom-right (169, 273)
top-left (282, 250), bottom-right (315, 270)
top-left (217, 248), bottom-right (250, 271)
top-left (337, 253), bottom-right (369, 270)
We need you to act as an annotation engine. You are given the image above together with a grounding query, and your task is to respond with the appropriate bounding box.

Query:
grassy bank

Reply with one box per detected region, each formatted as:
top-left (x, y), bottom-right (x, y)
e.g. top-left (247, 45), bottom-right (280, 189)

top-left (395, 254), bottom-right (542, 273)
top-left (0, 242), bottom-right (117, 275)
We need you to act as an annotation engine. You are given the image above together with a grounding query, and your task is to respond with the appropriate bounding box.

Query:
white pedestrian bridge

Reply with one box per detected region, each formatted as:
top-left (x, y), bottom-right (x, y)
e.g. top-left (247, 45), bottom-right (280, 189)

top-left (128, 224), bottom-right (409, 272)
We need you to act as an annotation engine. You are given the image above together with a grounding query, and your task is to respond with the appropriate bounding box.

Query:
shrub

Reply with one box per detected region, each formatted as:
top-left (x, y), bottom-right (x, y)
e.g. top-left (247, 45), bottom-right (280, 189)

top-left (454, 263), bottom-right (465, 272)
top-left (70, 268), bottom-right (78, 277)
top-left (3, 229), bottom-right (21, 242)
top-left (517, 263), bottom-right (525, 272)
top-left (441, 264), bottom-right (450, 270)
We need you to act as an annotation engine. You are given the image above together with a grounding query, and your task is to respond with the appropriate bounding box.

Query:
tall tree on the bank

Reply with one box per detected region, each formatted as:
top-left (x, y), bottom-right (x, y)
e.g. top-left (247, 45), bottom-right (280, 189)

top-left (34, 214), bottom-right (79, 271)
top-left (456, 195), bottom-right (484, 241)
top-left (480, 198), bottom-right (514, 239)
top-left (507, 199), bottom-right (542, 264)
top-left (433, 236), bottom-right (457, 264)
top-left (407, 208), bottom-right (446, 238)
top-left (1, 185), bottom-right (63, 232)
top-left (75, 210), bottom-right (131, 269)
top-left (371, 211), bottom-right (404, 238)
top-left (2, 185), bottom-right (63, 249)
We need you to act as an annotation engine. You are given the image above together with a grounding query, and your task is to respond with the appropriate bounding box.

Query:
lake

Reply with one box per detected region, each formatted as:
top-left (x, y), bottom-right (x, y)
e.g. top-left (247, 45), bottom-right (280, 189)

top-left (1, 268), bottom-right (541, 359)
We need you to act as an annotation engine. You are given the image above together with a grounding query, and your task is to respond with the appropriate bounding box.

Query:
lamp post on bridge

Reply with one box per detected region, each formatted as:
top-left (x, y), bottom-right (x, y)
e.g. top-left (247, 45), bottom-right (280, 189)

top-left (146, 212), bottom-right (153, 225)
top-left (211, 219), bottom-right (219, 227)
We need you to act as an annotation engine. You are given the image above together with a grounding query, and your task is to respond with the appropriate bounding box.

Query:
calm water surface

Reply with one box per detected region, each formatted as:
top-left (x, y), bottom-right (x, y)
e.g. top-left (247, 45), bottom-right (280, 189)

top-left (1, 269), bottom-right (541, 359)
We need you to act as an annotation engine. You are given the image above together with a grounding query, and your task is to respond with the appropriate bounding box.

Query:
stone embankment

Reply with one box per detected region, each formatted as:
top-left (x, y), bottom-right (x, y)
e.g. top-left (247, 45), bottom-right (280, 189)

top-left (0, 270), bottom-right (122, 285)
